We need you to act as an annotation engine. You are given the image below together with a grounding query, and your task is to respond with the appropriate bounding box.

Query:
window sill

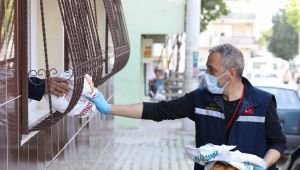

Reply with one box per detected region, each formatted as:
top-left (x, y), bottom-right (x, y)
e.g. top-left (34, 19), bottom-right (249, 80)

top-left (28, 108), bottom-right (50, 129)
top-left (21, 107), bottom-right (50, 146)
top-left (21, 131), bottom-right (39, 146)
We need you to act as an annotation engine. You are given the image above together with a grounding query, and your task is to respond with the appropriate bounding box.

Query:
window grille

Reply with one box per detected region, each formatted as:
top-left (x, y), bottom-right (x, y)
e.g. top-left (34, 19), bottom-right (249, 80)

top-left (100, 0), bottom-right (130, 84)
top-left (27, 0), bottom-right (129, 132)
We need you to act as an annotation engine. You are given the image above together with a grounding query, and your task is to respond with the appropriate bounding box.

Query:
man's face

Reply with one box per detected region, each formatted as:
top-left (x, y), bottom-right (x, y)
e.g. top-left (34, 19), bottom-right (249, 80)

top-left (155, 69), bottom-right (164, 79)
top-left (206, 52), bottom-right (230, 87)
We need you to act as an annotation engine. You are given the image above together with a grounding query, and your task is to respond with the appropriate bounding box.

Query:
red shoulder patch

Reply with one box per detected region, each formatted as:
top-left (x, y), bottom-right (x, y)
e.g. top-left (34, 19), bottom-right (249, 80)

top-left (243, 107), bottom-right (254, 114)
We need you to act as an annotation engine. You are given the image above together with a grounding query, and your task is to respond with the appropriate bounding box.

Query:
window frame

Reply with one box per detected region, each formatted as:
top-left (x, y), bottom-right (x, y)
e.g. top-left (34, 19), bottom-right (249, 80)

top-left (19, 0), bottom-right (30, 134)
top-left (27, 0), bottom-right (51, 130)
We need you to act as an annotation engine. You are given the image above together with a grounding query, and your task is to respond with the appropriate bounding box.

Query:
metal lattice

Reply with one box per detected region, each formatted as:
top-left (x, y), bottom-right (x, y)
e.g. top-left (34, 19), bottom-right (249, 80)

top-left (100, 0), bottom-right (130, 84)
top-left (57, 0), bottom-right (104, 112)
top-left (29, 0), bottom-right (130, 131)
top-left (30, 0), bottom-right (103, 131)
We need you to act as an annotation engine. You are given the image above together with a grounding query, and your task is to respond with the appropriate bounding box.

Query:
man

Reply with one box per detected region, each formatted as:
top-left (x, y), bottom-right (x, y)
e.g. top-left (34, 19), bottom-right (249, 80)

top-left (89, 43), bottom-right (286, 170)
top-left (149, 64), bottom-right (166, 99)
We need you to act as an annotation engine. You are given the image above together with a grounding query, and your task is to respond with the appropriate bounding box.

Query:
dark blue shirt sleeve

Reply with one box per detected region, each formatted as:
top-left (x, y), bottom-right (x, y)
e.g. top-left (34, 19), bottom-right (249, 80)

top-left (142, 90), bottom-right (196, 122)
top-left (265, 96), bottom-right (286, 155)
top-left (28, 77), bottom-right (45, 101)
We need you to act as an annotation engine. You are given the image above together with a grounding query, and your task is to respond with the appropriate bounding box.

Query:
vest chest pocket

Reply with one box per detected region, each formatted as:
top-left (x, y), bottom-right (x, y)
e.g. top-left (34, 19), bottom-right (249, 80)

top-left (229, 118), bottom-right (266, 156)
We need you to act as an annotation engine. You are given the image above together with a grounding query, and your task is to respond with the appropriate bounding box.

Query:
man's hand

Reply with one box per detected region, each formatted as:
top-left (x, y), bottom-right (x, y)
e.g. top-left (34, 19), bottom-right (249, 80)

top-left (45, 77), bottom-right (71, 97)
top-left (87, 89), bottom-right (111, 115)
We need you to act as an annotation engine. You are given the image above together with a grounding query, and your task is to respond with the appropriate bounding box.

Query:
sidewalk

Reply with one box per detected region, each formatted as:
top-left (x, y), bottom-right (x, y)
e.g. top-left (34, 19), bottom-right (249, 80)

top-left (49, 119), bottom-right (195, 170)
top-left (113, 119), bottom-right (195, 170)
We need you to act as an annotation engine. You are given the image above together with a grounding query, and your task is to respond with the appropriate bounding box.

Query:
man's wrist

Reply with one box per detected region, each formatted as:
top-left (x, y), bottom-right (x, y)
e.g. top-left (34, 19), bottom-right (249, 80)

top-left (104, 104), bottom-right (111, 115)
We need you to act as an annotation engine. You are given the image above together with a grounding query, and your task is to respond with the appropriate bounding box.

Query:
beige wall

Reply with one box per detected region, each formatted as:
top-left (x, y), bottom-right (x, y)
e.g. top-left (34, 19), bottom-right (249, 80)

top-left (34, 0), bottom-right (107, 73)
top-left (35, 0), bottom-right (64, 72)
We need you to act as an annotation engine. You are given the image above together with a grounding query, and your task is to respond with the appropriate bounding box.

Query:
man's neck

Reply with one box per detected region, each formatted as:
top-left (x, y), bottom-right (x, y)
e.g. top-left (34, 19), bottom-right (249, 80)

top-left (223, 79), bottom-right (244, 101)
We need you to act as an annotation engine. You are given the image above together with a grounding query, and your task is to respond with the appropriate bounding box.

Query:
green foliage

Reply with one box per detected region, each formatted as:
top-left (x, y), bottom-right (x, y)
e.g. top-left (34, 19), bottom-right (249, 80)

top-left (285, 0), bottom-right (300, 32)
top-left (0, 0), bottom-right (14, 51)
top-left (200, 0), bottom-right (230, 32)
top-left (268, 9), bottom-right (298, 61)
top-left (258, 29), bottom-right (272, 47)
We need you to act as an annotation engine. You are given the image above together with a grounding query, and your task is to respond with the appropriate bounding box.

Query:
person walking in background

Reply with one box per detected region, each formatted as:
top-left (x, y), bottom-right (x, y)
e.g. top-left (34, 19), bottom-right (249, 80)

top-left (88, 43), bottom-right (286, 170)
top-left (149, 64), bottom-right (166, 99)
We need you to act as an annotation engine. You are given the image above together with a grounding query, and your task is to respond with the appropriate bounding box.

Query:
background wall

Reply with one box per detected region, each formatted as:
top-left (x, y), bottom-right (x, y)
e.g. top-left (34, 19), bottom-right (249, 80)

top-left (114, 0), bottom-right (186, 127)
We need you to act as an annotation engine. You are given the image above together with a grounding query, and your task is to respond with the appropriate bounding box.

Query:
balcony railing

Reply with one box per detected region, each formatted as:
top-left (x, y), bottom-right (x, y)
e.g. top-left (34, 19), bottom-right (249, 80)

top-left (199, 36), bottom-right (256, 47)
top-left (223, 13), bottom-right (255, 20)
top-left (219, 36), bottom-right (256, 45)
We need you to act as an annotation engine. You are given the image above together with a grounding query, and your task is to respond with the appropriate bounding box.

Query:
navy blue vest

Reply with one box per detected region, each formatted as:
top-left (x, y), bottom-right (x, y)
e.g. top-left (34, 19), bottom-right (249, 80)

top-left (193, 78), bottom-right (276, 170)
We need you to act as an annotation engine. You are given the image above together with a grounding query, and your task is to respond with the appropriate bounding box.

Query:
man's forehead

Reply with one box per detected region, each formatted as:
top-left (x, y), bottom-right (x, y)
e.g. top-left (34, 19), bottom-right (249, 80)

top-left (206, 52), bottom-right (222, 66)
top-left (208, 52), bottom-right (221, 61)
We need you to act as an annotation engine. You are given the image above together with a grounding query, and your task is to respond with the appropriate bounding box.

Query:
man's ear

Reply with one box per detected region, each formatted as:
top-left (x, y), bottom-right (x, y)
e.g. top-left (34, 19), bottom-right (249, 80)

top-left (229, 68), bottom-right (236, 77)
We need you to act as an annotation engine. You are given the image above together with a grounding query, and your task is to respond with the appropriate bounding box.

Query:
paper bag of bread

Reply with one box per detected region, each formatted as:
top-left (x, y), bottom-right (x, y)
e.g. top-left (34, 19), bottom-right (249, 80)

top-left (45, 71), bottom-right (98, 118)
top-left (185, 143), bottom-right (266, 170)
top-left (209, 162), bottom-right (239, 170)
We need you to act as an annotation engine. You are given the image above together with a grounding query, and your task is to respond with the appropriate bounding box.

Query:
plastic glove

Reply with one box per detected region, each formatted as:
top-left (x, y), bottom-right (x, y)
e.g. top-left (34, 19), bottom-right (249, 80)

top-left (253, 165), bottom-right (266, 170)
top-left (86, 88), bottom-right (111, 115)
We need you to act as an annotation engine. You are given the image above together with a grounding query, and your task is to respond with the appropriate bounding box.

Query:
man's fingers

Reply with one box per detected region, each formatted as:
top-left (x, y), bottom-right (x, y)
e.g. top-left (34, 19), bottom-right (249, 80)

top-left (55, 83), bottom-right (70, 93)
top-left (50, 79), bottom-right (70, 93)
top-left (55, 82), bottom-right (70, 92)
top-left (52, 91), bottom-right (63, 97)
top-left (48, 86), bottom-right (63, 97)
top-left (47, 82), bottom-right (66, 96)
top-left (52, 77), bottom-right (71, 87)
top-left (52, 77), bottom-right (69, 84)
top-left (45, 77), bottom-right (73, 97)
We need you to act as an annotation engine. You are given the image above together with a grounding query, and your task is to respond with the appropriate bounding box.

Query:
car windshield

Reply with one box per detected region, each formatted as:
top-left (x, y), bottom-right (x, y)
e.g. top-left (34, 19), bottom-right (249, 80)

top-left (257, 87), bottom-right (300, 109)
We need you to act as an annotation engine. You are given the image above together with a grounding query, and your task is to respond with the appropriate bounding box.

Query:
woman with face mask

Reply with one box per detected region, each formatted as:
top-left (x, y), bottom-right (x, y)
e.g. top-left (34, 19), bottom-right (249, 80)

top-left (86, 43), bottom-right (286, 170)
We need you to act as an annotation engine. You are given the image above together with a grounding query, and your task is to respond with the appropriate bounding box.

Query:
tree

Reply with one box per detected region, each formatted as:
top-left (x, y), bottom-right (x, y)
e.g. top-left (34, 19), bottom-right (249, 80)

top-left (268, 9), bottom-right (298, 61)
top-left (200, 0), bottom-right (230, 32)
top-left (0, 0), bottom-right (14, 58)
top-left (286, 0), bottom-right (300, 32)
top-left (258, 29), bottom-right (272, 47)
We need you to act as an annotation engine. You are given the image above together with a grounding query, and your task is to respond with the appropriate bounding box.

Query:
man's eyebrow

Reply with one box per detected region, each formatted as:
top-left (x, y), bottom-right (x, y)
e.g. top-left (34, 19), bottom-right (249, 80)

top-left (206, 64), bottom-right (217, 71)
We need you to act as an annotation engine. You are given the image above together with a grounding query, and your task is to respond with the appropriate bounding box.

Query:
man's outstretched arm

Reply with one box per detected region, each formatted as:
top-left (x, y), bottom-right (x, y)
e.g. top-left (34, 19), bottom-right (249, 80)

top-left (86, 89), bottom-right (143, 118)
top-left (87, 88), bottom-right (197, 121)
top-left (110, 104), bottom-right (143, 119)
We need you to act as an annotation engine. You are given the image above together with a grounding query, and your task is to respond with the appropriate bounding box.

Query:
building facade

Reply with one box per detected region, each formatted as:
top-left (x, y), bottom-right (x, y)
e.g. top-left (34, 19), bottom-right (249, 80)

top-left (113, 0), bottom-right (186, 127)
top-left (198, 0), bottom-right (257, 66)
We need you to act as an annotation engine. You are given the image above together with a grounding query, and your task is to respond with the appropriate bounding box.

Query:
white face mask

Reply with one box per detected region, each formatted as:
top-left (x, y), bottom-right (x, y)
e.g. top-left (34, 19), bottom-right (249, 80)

top-left (204, 71), bottom-right (230, 94)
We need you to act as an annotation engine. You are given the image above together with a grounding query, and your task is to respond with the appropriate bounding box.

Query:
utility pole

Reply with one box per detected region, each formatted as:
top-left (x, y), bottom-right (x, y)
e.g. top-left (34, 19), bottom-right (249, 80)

top-left (182, 0), bottom-right (201, 130)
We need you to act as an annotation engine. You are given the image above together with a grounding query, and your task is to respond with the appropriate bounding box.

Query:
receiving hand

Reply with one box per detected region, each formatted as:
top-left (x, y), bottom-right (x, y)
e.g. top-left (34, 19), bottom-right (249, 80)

top-left (86, 89), bottom-right (111, 115)
top-left (45, 77), bottom-right (71, 97)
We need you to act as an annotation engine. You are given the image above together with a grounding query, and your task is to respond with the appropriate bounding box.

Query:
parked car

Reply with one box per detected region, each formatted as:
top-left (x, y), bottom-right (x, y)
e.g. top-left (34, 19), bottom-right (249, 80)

top-left (245, 70), bottom-right (283, 84)
top-left (254, 82), bottom-right (300, 170)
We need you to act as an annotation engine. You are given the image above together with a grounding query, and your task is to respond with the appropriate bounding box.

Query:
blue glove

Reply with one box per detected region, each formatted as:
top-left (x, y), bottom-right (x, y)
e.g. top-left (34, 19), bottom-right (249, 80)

top-left (86, 89), bottom-right (111, 115)
top-left (253, 165), bottom-right (266, 170)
